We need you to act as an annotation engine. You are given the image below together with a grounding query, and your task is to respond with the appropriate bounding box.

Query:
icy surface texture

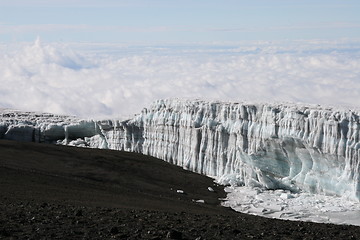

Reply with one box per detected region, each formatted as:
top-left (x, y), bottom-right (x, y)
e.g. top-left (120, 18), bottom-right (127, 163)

top-left (94, 99), bottom-right (360, 201)
top-left (1, 99), bottom-right (360, 201)
top-left (0, 110), bottom-right (96, 143)
top-left (222, 186), bottom-right (360, 226)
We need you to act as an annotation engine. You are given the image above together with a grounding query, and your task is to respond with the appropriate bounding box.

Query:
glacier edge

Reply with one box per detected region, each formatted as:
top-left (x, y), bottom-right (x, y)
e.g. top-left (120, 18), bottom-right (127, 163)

top-left (0, 99), bottom-right (359, 201)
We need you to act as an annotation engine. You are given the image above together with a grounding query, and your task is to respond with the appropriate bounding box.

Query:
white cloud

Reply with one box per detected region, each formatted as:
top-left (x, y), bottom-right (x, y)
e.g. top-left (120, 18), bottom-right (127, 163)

top-left (0, 40), bottom-right (360, 118)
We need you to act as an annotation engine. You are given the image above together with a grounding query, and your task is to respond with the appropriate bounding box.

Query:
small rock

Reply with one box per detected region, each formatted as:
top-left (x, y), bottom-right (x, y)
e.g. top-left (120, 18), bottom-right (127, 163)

top-left (120, 233), bottom-right (129, 238)
top-left (110, 226), bottom-right (119, 234)
top-left (167, 230), bottom-right (182, 239)
top-left (176, 190), bottom-right (184, 194)
top-left (74, 230), bottom-right (84, 235)
top-left (75, 209), bottom-right (83, 217)
top-left (40, 203), bottom-right (48, 208)
top-left (209, 224), bottom-right (218, 229)
top-left (0, 228), bottom-right (10, 237)
top-left (208, 187), bottom-right (214, 192)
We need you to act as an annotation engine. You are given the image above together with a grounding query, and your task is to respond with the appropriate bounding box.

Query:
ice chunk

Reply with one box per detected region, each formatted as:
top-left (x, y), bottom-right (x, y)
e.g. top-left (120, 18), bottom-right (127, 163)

top-left (222, 185), bottom-right (360, 226)
top-left (280, 193), bottom-right (294, 199)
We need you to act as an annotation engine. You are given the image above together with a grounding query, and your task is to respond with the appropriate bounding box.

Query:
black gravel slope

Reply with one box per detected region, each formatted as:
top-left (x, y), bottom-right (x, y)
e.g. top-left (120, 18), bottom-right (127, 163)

top-left (0, 140), bottom-right (359, 239)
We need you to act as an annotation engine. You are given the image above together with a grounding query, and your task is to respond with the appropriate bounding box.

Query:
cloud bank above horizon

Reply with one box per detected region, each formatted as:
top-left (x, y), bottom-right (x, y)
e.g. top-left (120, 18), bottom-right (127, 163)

top-left (1, 39), bottom-right (360, 118)
top-left (2, 0), bottom-right (360, 43)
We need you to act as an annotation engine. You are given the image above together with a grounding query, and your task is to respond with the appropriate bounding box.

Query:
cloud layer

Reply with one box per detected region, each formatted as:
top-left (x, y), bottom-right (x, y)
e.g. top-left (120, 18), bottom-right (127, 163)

top-left (1, 39), bottom-right (360, 118)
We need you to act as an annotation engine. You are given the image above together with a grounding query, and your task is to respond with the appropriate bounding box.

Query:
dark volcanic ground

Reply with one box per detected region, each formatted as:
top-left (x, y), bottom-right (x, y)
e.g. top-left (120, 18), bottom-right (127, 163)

top-left (0, 140), bottom-right (359, 240)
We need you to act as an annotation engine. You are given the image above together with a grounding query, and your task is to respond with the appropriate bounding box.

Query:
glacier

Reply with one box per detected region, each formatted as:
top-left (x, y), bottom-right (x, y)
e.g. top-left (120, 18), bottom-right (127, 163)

top-left (0, 99), bottom-right (360, 202)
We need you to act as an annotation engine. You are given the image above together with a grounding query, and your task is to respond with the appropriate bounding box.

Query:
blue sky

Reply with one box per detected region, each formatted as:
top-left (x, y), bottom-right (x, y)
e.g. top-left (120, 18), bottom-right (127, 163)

top-left (1, 1), bottom-right (360, 117)
top-left (1, 0), bottom-right (360, 43)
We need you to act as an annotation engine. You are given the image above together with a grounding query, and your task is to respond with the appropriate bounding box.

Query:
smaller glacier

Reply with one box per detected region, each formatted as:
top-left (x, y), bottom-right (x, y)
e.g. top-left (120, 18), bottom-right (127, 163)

top-left (0, 99), bottom-right (359, 202)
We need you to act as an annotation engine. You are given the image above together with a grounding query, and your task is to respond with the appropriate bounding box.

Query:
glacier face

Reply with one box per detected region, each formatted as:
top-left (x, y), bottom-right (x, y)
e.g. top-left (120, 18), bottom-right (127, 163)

top-left (1, 99), bottom-right (359, 201)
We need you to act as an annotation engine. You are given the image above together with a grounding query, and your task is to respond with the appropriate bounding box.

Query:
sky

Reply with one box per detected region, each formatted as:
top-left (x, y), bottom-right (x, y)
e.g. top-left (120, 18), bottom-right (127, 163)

top-left (0, 1), bottom-right (360, 118)
top-left (1, 0), bottom-right (360, 43)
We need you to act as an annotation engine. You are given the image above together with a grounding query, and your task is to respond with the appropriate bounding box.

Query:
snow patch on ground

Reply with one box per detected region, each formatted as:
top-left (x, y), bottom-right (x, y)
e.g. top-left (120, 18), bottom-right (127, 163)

top-left (222, 186), bottom-right (360, 226)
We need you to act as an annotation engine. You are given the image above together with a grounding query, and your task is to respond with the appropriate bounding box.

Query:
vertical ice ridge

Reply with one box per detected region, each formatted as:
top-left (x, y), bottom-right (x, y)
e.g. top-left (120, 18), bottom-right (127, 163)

top-left (0, 100), bottom-right (360, 201)
top-left (106, 99), bottom-right (359, 200)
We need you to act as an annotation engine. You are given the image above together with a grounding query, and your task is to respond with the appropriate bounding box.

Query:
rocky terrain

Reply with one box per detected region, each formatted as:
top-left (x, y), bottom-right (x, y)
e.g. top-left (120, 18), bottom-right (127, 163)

top-left (0, 139), bottom-right (359, 239)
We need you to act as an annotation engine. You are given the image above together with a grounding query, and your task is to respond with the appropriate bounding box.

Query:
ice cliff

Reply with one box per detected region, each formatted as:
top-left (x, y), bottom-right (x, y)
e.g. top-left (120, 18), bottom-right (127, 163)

top-left (1, 99), bottom-right (359, 201)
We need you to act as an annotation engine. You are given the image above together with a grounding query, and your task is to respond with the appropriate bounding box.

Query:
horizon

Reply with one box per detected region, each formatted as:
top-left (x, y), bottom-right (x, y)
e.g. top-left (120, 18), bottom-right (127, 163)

top-left (1, 0), bottom-right (360, 43)
top-left (1, 1), bottom-right (360, 118)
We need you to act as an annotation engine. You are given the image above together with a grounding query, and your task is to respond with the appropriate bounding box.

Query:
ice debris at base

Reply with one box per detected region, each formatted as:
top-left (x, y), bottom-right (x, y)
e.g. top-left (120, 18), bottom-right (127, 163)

top-left (1, 99), bottom-right (360, 203)
top-left (222, 186), bottom-right (360, 226)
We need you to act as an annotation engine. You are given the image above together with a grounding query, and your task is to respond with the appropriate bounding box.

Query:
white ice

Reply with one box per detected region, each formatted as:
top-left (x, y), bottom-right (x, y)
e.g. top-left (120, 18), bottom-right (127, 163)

top-left (222, 186), bottom-right (360, 226)
top-left (1, 100), bottom-right (360, 226)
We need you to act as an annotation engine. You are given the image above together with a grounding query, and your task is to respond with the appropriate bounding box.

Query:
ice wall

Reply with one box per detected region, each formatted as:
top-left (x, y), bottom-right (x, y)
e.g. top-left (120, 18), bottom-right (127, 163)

top-left (0, 110), bottom-right (96, 143)
top-left (1, 99), bottom-right (359, 201)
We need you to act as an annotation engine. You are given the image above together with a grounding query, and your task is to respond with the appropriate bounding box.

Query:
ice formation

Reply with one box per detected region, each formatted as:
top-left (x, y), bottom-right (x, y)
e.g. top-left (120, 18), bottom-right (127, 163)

top-left (0, 99), bottom-right (360, 202)
top-left (222, 186), bottom-right (360, 226)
